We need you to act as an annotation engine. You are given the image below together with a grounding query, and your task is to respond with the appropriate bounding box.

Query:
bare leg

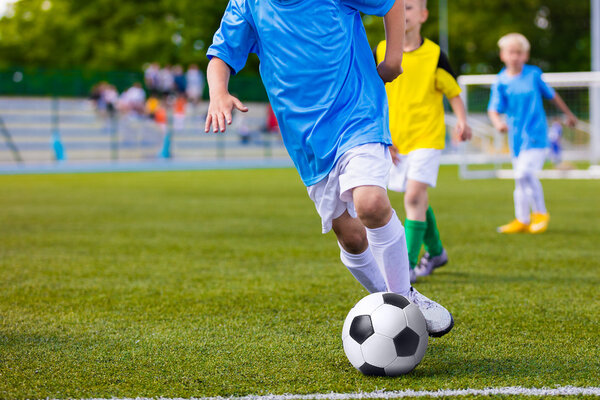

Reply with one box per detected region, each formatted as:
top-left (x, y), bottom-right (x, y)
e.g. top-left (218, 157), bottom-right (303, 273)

top-left (404, 179), bottom-right (429, 222)
top-left (332, 210), bottom-right (386, 293)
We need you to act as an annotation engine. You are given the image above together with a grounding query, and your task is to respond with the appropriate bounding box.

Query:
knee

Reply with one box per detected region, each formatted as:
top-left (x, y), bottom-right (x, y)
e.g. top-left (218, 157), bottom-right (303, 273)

top-left (337, 229), bottom-right (368, 254)
top-left (404, 190), bottom-right (426, 210)
top-left (515, 176), bottom-right (530, 190)
top-left (332, 212), bottom-right (368, 253)
top-left (355, 193), bottom-right (391, 227)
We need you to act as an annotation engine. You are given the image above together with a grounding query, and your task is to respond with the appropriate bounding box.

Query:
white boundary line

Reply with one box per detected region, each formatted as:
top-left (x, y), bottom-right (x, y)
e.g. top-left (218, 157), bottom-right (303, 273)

top-left (66, 386), bottom-right (600, 400)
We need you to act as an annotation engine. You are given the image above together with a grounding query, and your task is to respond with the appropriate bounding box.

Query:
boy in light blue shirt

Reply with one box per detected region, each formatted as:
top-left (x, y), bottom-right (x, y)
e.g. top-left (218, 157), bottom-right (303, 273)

top-left (488, 33), bottom-right (576, 234)
top-left (205, 0), bottom-right (454, 338)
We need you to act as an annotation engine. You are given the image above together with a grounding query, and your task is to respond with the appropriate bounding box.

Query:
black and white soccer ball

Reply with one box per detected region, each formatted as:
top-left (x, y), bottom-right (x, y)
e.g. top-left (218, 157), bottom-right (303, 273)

top-left (342, 292), bottom-right (428, 376)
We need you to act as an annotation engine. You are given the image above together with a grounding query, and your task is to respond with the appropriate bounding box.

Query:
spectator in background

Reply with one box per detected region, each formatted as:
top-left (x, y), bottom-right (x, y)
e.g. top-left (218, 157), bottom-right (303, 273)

top-left (145, 95), bottom-right (160, 119)
top-left (89, 82), bottom-right (104, 110)
top-left (173, 93), bottom-right (187, 133)
top-left (89, 81), bottom-right (118, 134)
top-left (233, 109), bottom-right (252, 144)
top-left (159, 65), bottom-right (175, 97)
top-left (119, 82), bottom-right (146, 115)
top-left (118, 82), bottom-right (146, 146)
top-left (155, 100), bottom-right (168, 134)
top-left (144, 62), bottom-right (161, 96)
top-left (266, 103), bottom-right (279, 135)
top-left (90, 82), bottom-right (110, 132)
top-left (173, 65), bottom-right (187, 95)
top-left (186, 64), bottom-right (205, 105)
top-left (100, 83), bottom-right (119, 120)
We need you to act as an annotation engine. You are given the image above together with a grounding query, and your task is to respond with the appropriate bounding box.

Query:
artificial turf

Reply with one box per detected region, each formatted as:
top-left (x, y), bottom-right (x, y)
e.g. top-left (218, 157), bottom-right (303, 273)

top-left (0, 166), bottom-right (599, 399)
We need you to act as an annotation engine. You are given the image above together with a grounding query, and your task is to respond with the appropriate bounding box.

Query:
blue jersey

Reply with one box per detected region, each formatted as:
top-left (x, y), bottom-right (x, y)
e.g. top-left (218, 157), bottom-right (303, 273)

top-left (207, 0), bottom-right (394, 186)
top-left (488, 64), bottom-right (555, 157)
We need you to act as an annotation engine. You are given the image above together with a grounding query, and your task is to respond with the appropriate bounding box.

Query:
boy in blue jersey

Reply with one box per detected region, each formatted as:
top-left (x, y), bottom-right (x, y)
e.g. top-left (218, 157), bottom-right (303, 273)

top-left (205, 0), bottom-right (453, 337)
top-left (488, 33), bottom-right (577, 234)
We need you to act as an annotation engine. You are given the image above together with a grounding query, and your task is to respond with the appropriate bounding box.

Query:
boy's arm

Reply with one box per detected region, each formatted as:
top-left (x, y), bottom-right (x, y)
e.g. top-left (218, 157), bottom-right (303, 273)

top-left (377, 0), bottom-right (405, 83)
top-left (204, 57), bottom-right (248, 133)
top-left (448, 95), bottom-right (472, 141)
top-left (551, 92), bottom-right (578, 128)
top-left (487, 80), bottom-right (508, 132)
top-left (488, 110), bottom-right (508, 133)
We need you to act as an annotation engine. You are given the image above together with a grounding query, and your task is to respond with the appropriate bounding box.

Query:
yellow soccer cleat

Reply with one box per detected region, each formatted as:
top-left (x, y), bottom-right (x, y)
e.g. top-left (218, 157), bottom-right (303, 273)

top-left (497, 219), bottom-right (530, 234)
top-left (528, 212), bottom-right (550, 234)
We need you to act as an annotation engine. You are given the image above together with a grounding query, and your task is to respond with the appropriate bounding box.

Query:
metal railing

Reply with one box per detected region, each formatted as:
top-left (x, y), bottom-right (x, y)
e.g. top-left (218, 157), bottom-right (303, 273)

top-left (0, 97), bottom-right (288, 167)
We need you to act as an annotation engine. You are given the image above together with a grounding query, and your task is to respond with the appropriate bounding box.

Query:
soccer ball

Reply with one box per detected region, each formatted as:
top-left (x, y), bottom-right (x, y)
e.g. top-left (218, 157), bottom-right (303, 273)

top-left (342, 292), bottom-right (428, 376)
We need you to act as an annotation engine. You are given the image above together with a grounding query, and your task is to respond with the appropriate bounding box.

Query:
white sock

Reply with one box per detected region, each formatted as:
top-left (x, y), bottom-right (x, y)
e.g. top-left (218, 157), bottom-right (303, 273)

top-left (514, 179), bottom-right (530, 223)
top-left (524, 174), bottom-right (547, 214)
top-left (339, 243), bottom-right (387, 293)
top-left (365, 209), bottom-right (411, 296)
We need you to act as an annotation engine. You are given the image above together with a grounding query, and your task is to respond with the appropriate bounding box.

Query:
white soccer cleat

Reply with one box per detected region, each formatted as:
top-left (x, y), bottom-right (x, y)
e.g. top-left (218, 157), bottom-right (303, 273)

top-left (415, 249), bottom-right (448, 277)
top-left (407, 287), bottom-right (454, 337)
top-left (409, 267), bottom-right (417, 284)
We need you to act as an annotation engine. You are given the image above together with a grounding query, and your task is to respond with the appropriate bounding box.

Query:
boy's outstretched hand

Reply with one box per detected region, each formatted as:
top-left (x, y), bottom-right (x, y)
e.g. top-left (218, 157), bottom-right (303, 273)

top-left (204, 94), bottom-right (248, 133)
top-left (205, 57), bottom-right (249, 133)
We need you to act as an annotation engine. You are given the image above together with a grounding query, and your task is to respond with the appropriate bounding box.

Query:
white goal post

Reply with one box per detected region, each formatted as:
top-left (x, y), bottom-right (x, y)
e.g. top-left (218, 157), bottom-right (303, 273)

top-left (456, 71), bottom-right (600, 179)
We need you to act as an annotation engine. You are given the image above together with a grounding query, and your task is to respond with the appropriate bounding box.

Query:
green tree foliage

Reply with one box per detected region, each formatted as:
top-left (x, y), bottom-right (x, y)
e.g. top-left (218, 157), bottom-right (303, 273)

top-left (0, 0), bottom-right (231, 70)
top-left (364, 0), bottom-right (591, 74)
top-left (0, 0), bottom-right (592, 74)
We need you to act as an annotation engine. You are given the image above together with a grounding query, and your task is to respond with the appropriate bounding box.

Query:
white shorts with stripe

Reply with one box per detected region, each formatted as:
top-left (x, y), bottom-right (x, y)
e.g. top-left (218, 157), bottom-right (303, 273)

top-left (388, 148), bottom-right (442, 193)
top-left (307, 143), bottom-right (392, 233)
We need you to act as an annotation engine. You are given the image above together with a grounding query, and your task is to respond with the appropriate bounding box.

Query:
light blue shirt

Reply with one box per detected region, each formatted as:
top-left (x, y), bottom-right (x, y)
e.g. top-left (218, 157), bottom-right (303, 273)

top-left (488, 64), bottom-right (556, 157)
top-left (207, 0), bottom-right (395, 186)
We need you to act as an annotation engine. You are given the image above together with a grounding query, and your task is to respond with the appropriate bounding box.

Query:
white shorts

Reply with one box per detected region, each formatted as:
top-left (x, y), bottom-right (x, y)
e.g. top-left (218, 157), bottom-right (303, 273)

top-left (388, 148), bottom-right (442, 193)
top-left (307, 143), bottom-right (392, 234)
top-left (512, 148), bottom-right (547, 179)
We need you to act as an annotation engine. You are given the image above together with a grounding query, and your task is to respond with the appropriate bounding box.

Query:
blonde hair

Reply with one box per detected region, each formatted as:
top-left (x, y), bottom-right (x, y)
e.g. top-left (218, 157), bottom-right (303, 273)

top-left (498, 33), bottom-right (531, 52)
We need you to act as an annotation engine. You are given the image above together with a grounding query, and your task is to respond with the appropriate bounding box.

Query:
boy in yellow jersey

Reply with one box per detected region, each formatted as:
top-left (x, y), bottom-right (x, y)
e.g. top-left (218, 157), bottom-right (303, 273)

top-left (375, 0), bottom-right (471, 282)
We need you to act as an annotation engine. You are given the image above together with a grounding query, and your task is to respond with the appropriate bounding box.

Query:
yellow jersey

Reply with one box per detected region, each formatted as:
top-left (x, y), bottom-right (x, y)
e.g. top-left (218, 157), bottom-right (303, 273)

top-left (375, 38), bottom-right (461, 154)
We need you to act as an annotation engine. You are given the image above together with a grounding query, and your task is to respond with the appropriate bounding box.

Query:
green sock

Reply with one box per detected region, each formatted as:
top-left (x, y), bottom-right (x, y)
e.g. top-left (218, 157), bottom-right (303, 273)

top-left (423, 206), bottom-right (444, 257)
top-left (404, 219), bottom-right (427, 269)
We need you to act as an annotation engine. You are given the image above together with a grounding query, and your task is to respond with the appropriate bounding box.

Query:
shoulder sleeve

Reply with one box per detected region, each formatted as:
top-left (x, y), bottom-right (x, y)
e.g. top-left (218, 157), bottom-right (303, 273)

top-left (437, 50), bottom-right (457, 79)
top-left (340, 0), bottom-right (396, 17)
top-left (206, 0), bottom-right (258, 75)
top-left (534, 67), bottom-right (556, 100)
top-left (488, 79), bottom-right (506, 113)
top-left (435, 50), bottom-right (461, 98)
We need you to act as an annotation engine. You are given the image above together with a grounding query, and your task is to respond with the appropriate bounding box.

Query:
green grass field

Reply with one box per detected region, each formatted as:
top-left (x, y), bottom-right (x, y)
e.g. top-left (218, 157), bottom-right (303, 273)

top-left (1, 166), bottom-right (599, 399)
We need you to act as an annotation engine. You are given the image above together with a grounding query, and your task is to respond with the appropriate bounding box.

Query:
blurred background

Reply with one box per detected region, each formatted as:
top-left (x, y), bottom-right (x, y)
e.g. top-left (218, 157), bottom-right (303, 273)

top-left (0, 0), bottom-right (598, 174)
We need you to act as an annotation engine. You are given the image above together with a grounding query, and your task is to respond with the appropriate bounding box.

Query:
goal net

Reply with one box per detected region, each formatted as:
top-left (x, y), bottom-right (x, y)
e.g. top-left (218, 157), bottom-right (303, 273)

top-left (455, 71), bottom-right (600, 179)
